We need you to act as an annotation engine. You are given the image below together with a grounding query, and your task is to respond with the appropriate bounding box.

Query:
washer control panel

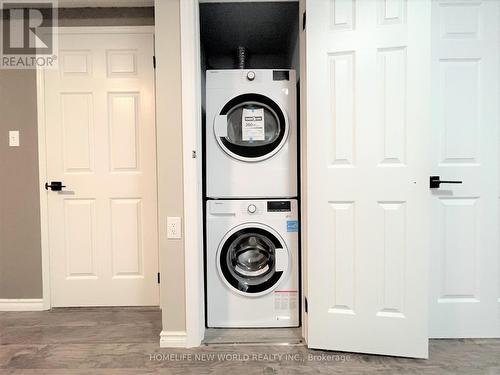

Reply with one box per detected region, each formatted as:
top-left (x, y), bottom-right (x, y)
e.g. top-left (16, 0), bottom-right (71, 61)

top-left (208, 199), bottom-right (297, 217)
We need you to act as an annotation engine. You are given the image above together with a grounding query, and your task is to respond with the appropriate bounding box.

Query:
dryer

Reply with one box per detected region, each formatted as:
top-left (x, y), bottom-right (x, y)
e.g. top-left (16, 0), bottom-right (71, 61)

top-left (206, 69), bottom-right (297, 198)
top-left (206, 199), bottom-right (299, 328)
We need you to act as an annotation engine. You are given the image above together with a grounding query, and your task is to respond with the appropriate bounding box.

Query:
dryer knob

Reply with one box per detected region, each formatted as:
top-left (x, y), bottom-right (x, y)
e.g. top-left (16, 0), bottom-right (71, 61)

top-left (247, 71), bottom-right (255, 81)
top-left (247, 204), bottom-right (257, 214)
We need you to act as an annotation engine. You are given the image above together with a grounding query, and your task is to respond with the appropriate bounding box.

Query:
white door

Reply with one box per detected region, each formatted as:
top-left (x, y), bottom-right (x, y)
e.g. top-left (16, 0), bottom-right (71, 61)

top-left (306, 0), bottom-right (431, 357)
top-left (429, 0), bottom-right (500, 337)
top-left (43, 28), bottom-right (159, 306)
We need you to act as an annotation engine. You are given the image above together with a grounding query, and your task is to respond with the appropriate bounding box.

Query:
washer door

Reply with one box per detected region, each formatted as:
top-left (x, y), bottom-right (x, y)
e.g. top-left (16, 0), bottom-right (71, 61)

top-left (213, 93), bottom-right (289, 162)
top-left (217, 224), bottom-right (289, 297)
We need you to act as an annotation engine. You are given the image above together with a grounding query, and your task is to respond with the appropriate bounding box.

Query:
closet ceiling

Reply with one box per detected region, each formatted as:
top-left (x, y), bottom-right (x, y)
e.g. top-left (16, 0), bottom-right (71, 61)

top-left (200, 2), bottom-right (299, 57)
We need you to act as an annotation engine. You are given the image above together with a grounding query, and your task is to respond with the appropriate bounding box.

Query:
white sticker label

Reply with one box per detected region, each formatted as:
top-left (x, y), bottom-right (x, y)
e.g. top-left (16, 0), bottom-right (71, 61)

top-left (242, 108), bottom-right (265, 141)
top-left (274, 291), bottom-right (298, 312)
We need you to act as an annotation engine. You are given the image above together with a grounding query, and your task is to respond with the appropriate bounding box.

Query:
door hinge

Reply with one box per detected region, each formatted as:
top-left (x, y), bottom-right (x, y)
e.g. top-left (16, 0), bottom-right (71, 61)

top-left (304, 297), bottom-right (308, 313)
top-left (153, 55), bottom-right (156, 69)
top-left (302, 11), bottom-right (306, 30)
top-left (157, 272), bottom-right (160, 284)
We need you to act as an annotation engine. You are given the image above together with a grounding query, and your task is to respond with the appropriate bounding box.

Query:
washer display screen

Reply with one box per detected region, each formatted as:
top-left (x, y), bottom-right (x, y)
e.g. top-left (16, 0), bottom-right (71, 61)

top-left (267, 201), bottom-right (291, 212)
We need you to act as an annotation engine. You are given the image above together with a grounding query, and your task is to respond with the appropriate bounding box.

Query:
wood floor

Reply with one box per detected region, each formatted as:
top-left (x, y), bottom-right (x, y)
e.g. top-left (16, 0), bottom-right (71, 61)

top-left (1, 307), bottom-right (499, 374)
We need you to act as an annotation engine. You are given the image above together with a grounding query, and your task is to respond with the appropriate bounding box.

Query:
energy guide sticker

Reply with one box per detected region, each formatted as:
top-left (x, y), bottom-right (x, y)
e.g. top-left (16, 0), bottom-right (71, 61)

top-left (242, 108), bottom-right (265, 141)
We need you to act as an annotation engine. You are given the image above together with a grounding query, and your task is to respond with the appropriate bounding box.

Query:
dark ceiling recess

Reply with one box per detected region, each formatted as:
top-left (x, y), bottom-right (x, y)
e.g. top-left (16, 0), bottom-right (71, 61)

top-left (200, 2), bottom-right (299, 58)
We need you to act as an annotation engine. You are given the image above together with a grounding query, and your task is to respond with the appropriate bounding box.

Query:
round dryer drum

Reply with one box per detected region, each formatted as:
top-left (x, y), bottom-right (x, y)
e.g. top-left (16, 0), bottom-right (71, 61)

top-left (214, 93), bottom-right (289, 162)
top-left (216, 224), bottom-right (290, 297)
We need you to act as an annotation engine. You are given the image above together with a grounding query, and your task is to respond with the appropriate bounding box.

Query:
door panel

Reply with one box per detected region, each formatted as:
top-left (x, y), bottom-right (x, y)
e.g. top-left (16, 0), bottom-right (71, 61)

top-left (64, 199), bottom-right (96, 278)
top-left (306, 0), bottom-right (431, 357)
top-left (108, 93), bottom-right (140, 170)
top-left (44, 30), bottom-right (158, 306)
top-left (429, 0), bottom-right (500, 337)
top-left (61, 93), bottom-right (94, 171)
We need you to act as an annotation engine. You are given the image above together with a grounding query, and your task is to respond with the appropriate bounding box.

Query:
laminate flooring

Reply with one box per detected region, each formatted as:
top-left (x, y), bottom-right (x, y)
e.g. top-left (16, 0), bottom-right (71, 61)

top-left (1, 307), bottom-right (499, 374)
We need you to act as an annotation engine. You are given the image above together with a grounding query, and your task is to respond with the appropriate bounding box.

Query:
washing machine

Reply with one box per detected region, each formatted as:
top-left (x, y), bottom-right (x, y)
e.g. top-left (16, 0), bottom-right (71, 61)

top-left (206, 69), bottom-right (297, 198)
top-left (206, 199), bottom-right (299, 328)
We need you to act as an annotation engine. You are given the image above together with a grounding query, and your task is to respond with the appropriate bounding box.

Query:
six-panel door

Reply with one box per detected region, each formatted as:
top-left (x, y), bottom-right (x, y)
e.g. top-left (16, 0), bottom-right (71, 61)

top-left (43, 29), bottom-right (159, 306)
top-left (306, 0), bottom-right (431, 358)
top-left (429, 0), bottom-right (500, 337)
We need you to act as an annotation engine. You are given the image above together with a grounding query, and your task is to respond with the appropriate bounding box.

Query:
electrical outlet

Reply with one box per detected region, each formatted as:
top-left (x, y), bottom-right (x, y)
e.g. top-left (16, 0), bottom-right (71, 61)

top-left (9, 130), bottom-right (19, 147)
top-left (167, 217), bottom-right (182, 239)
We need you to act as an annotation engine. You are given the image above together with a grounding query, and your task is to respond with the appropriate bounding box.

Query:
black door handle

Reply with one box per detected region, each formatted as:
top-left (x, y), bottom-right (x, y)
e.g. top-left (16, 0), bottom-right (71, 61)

top-left (429, 176), bottom-right (462, 189)
top-left (45, 181), bottom-right (66, 191)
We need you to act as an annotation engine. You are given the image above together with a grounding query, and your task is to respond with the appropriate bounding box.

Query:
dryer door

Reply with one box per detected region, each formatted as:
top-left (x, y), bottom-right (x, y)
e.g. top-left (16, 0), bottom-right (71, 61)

top-left (217, 224), bottom-right (289, 297)
top-left (213, 93), bottom-right (289, 162)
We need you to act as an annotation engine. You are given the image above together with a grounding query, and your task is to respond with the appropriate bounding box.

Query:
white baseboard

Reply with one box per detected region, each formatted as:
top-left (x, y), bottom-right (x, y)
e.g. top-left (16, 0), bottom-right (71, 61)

top-left (0, 299), bottom-right (46, 311)
top-left (159, 330), bottom-right (188, 348)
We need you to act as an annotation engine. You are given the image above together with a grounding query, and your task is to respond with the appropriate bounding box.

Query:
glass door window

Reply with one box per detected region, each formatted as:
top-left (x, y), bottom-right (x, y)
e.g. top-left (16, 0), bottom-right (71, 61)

top-left (215, 94), bottom-right (289, 161)
top-left (218, 226), bottom-right (288, 295)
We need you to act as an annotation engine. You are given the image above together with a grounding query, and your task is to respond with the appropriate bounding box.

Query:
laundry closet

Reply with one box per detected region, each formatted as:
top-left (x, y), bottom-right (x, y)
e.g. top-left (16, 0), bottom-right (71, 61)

top-left (198, 1), bottom-right (303, 344)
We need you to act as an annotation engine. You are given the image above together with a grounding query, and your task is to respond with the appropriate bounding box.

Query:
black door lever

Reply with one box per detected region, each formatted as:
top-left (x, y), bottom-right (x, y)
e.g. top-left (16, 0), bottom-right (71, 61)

top-left (45, 181), bottom-right (66, 191)
top-left (429, 176), bottom-right (462, 189)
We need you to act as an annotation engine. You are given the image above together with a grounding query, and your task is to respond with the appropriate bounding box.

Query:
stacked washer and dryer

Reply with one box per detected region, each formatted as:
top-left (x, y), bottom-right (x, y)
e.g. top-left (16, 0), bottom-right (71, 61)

top-left (205, 69), bottom-right (299, 328)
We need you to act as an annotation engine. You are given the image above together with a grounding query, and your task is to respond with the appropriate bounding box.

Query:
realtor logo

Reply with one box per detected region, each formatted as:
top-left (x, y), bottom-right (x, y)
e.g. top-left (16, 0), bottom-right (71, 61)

top-left (1, 0), bottom-right (58, 69)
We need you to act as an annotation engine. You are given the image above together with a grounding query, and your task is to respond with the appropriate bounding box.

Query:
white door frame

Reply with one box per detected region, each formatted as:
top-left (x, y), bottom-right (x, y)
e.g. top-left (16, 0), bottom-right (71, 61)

top-left (37, 26), bottom-right (156, 310)
top-left (178, 0), bottom-right (308, 347)
top-left (179, 0), bottom-right (205, 347)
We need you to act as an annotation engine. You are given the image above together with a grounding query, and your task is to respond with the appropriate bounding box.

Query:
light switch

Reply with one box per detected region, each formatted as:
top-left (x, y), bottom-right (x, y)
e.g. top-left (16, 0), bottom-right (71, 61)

top-left (9, 130), bottom-right (19, 147)
top-left (167, 217), bottom-right (182, 239)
